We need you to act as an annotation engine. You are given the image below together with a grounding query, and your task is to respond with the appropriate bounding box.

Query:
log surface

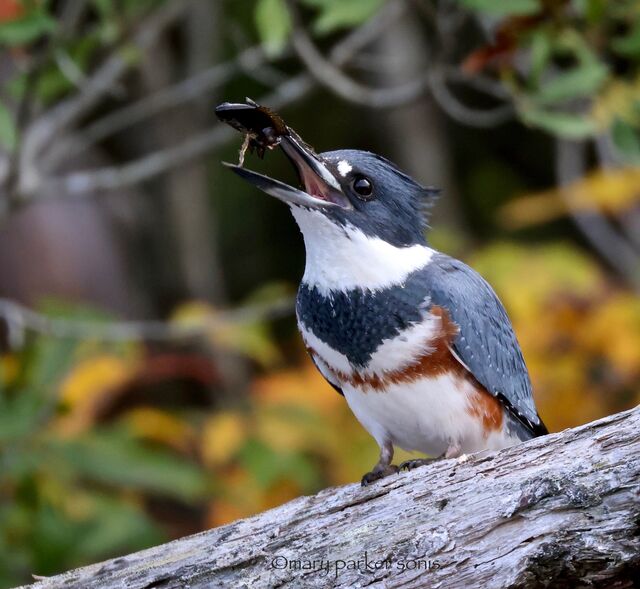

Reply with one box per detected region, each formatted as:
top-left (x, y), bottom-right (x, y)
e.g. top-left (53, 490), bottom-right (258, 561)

top-left (20, 407), bottom-right (640, 589)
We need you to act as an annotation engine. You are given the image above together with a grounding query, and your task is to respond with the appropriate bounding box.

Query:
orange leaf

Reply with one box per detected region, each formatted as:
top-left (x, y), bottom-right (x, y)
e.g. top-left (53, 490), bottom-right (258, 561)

top-left (0, 0), bottom-right (23, 23)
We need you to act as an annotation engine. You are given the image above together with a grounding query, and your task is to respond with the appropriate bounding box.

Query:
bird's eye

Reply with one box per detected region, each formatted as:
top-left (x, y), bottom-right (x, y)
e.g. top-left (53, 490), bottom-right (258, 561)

top-left (352, 176), bottom-right (373, 199)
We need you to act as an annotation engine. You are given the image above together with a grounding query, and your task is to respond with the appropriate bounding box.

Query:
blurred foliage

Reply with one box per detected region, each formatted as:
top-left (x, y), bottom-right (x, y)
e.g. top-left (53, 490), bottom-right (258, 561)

top-left (252, 0), bottom-right (640, 150)
top-left (0, 306), bottom-right (209, 586)
top-left (0, 0), bottom-right (154, 149)
top-left (500, 166), bottom-right (640, 227)
top-left (458, 0), bottom-right (640, 150)
top-left (471, 243), bottom-right (640, 429)
top-left (0, 298), bottom-right (381, 586)
top-left (255, 0), bottom-right (384, 46)
top-left (2, 1), bottom-right (640, 147)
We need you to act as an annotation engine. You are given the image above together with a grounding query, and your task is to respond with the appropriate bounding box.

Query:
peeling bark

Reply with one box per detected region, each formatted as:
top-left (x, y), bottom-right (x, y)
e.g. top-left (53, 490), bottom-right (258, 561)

top-left (21, 407), bottom-right (640, 589)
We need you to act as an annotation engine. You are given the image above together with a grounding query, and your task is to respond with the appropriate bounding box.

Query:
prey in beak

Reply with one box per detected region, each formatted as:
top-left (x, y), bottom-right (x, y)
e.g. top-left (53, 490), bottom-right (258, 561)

top-left (215, 98), bottom-right (350, 210)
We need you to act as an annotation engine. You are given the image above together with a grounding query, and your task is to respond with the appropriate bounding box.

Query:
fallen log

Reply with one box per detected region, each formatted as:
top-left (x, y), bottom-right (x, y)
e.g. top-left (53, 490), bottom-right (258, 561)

top-left (20, 406), bottom-right (640, 589)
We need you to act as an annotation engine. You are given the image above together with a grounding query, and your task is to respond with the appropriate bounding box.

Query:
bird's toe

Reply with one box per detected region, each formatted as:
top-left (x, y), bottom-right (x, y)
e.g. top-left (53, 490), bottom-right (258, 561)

top-left (360, 464), bottom-right (399, 487)
top-left (399, 457), bottom-right (441, 472)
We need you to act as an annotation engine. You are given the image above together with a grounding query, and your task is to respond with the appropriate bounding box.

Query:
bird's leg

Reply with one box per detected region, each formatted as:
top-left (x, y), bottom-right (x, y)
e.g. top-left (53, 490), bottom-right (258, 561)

top-left (444, 442), bottom-right (462, 459)
top-left (361, 440), bottom-right (399, 486)
top-left (400, 442), bottom-right (462, 471)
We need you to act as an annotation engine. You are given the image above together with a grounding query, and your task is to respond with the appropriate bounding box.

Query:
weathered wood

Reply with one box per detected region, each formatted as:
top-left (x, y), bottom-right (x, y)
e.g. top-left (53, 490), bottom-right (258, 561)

top-left (21, 407), bottom-right (640, 589)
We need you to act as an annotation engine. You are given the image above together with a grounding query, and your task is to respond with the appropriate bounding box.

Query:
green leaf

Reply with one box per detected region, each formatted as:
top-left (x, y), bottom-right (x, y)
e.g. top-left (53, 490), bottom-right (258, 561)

top-left (611, 119), bottom-right (640, 164)
top-left (0, 101), bottom-right (16, 150)
top-left (24, 335), bottom-right (77, 393)
top-left (612, 22), bottom-right (640, 57)
top-left (0, 12), bottom-right (56, 46)
top-left (29, 503), bottom-right (81, 574)
top-left (534, 61), bottom-right (608, 105)
top-left (239, 438), bottom-right (320, 491)
top-left (71, 495), bottom-right (162, 563)
top-left (301, 0), bottom-right (383, 35)
top-left (530, 30), bottom-right (552, 82)
top-left (34, 36), bottom-right (102, 104)
top-left (91, 0), bottom-right (116, 20)
top-left (54, 428), bottom-right (210, 501)
top-left (0, 390), bottom-right (46, 443)
top-left (35, 68), bottom-right (75, 104)
top-left (255, 0), bottom-right (291, 57)
top-left (582, 0), bottom-right (606, 24)
top-left (457, 0), bottom-right (540, 17)
top-left (520, 107), bottom-right (597, 139)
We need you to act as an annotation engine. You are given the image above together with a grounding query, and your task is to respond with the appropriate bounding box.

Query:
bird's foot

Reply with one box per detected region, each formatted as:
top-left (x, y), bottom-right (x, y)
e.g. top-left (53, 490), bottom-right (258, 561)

top-left (361, 464), bottom-right (399, 487)
top-left (399, 457), bottom-right (442, 472)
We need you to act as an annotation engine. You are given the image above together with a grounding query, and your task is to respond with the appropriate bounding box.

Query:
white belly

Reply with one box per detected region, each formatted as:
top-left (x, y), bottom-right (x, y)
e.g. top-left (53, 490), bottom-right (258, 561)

top-left (342, 375), bottom-right (515, 456)
top-left (299, 320), bottom-right (518, 456)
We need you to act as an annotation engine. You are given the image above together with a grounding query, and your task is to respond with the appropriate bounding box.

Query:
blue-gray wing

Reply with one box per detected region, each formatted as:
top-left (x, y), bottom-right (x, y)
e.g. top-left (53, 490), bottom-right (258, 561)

top-left (425, 255), bottom-right (547, 437)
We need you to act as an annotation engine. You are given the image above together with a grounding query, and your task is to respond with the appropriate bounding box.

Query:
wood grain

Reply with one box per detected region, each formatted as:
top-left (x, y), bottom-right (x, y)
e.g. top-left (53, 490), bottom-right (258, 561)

top-left (20, 407), bottom-right (640, 589)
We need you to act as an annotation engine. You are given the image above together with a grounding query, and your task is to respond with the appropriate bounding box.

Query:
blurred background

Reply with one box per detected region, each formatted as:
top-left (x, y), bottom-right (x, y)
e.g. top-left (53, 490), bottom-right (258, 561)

top-left (1, 0), bottom-right (639, 585)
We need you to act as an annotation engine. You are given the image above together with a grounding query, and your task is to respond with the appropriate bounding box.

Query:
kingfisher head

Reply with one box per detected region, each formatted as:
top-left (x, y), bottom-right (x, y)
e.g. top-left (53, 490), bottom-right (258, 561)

top-left (219, 102), bottom-right (439, 292)
top-left (228, 133), bottom-right (438, 247)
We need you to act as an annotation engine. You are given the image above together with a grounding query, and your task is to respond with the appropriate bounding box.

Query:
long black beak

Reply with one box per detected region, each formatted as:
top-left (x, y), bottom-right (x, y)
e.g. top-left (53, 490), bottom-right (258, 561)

top-left (224, 131), bottom-right (351, 210)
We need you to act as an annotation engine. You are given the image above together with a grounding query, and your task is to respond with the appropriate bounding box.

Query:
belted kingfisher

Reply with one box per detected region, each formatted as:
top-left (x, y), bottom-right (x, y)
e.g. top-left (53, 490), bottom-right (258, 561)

top-left (217, 100), bottom-right (548, 486)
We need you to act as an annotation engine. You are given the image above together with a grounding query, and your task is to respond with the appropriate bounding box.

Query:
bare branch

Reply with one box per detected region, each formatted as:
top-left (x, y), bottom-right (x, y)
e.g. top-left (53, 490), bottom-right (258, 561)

top-left (58, 0), bottom-right (90, 38)
top-left (330, 1), bottom-right (405, 64)
top-left (441, 66), bottom-right (511, 100)
top-left (427, 68), bottom-right (513, 127)
top-left (40, 3), bottom-right (401, 195)
top-left (228, 24), bottom-right (289, 88)
top-left (286, 0), bottom-right (435, 109)
top-left (285, 0), bottom-right (513, 125)
top-left (46, 46), bottom-right (266, 168)
top-left (0, 296), bottom-right (294, 345)
top-left (594, 133), bottom-right (618, 169)
top-left (46, 76), bottom-right (315, 195)
top-left (238, 51), bottom-right (289, 88)
top-left (19, 0), bottom-right (186, 194)
top-left (556, 139), bottom-right (640, 291)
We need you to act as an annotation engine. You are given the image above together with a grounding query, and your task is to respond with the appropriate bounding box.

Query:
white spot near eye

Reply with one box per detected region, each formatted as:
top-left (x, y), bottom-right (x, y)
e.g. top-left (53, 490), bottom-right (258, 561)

top-left (337, 160), bottom-right (352, 177)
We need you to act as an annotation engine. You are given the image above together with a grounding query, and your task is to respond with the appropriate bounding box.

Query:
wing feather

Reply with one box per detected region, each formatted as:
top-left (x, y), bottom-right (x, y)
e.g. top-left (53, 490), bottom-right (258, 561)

top-left (426, 255), bottom-right (547, 436)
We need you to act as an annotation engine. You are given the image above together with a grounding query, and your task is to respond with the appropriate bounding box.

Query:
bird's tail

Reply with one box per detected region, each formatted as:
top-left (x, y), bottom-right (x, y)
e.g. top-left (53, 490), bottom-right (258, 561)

top-left (507, 411), bottom-right (549, 442)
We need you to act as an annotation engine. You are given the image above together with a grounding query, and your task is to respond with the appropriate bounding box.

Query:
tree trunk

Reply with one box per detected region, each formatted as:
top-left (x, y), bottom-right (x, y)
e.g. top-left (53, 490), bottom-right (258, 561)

top-left (20, 407), bottom-right (640, 589)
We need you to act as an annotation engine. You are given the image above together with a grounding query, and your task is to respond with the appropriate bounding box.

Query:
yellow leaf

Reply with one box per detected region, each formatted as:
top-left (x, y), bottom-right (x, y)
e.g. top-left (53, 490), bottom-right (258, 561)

top-left (172, 300), bottom-right (281, 366)
top-left (579, 295), bottom-right (640, 378)
top-left (500, 167), bottom-right (640, 228)
top-left (260, 479), bottom-right (301, 512)
top-left (212, 322), bottom-right (281, 367)
top-left (253, 358), bottom-right (343, 415)
top-left (125, 407), bottom-right (195, 452)
top-left (56, 355), bottom-right (136, 435)
top-left (60, 355), bottom-right (133, 407)
top-left (0, 354), bottom-right (19, 386)
top-left (201, 411), bottom-right (247, 467)
top-left (206, 466), bottom-right (259, 526)
top-left (171, 300), bottom-right (217, 328)
top-left (470, 242), bottom-right (602, 322)
top-left (207, 498), bottom-right (248, 528)
top-left (593, 77), bottom-right (640, 128)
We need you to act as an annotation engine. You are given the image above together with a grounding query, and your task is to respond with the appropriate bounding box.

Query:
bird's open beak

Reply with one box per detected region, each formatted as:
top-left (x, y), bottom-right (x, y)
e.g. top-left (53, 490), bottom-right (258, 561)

top-left (224, 132), bottom-right (351, 210)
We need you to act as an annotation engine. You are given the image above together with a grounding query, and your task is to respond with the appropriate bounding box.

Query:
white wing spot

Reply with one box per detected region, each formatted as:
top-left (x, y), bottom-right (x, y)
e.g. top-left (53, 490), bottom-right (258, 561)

top-left (337, 160), bottom-right (352, 177)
